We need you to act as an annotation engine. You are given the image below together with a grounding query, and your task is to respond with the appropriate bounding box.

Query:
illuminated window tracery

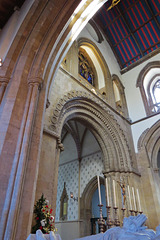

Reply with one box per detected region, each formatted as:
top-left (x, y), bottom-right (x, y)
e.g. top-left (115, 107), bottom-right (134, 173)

top-left (79, 49), bottom-right (94, 85)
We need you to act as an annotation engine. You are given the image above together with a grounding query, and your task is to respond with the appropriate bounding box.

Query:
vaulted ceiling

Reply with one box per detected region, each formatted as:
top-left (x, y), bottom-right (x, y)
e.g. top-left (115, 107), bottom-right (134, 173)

top-left (94, 0), bottom-right (160, 71)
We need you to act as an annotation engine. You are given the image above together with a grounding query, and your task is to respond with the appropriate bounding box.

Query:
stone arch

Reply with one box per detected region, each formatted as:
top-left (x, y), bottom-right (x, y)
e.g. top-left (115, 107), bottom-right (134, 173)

top-left (137, 119), bottom-right (160, 218)
top-left (80, 176), bottom-right (105, 236)
top-left (137, 119), bottom-right (160, 169)
top-left (0, 1), bottom-right (132, 239)
top-left (49, 90), bottom-right (133, 173)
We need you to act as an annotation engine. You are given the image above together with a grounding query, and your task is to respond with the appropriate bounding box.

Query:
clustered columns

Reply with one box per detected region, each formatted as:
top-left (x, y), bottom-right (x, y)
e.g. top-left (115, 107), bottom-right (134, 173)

top-left (0, 76), bottom-right (9, 104)
top-left (0, 77), bottom-right (43, 240)
top-left (97, 174), bottom-right (143, 233)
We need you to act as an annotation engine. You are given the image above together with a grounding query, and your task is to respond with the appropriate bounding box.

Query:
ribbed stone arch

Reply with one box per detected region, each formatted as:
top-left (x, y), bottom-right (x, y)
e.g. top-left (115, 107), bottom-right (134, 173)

top-left (49, 90), bottom-right (133, 173)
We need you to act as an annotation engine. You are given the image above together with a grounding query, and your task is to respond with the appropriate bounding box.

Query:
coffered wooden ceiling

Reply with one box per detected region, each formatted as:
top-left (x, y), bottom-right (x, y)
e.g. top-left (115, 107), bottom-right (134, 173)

top-left (0, 0), bottom-right (25, 29)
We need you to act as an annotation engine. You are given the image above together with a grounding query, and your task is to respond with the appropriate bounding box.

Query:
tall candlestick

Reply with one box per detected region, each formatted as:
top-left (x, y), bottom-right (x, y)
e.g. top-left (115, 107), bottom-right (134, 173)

top-left (128, 185), bottom-right (132, 210)
top-left (136, 188), bottom-right (142, 212)
top-left (97, 175), bottom-right (102, 205)
top-left (105, 177), bottom-right (110, 206)
top-left (132, 187), bottom-right (136, 211)
top-left (113, 180), bottom-right (117, 207)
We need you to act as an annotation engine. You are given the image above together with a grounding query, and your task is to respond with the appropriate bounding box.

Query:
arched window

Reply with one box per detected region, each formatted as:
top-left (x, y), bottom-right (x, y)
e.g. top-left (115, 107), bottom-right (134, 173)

top-left (112, 75), bottom-right (129, 118)
top-left (79, 48), bottom-right (95, 85)
top-left (78, 39), bottom-right (107, 94)
top-left (113, 81), bottom-right (122, 110)
top-left (137, 62), bottom-right (160, 116)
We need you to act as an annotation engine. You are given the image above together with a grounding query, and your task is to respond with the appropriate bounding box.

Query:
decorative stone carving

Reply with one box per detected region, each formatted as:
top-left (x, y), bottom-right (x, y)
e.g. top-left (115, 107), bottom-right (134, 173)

top-left (28, 76), bottom-right (43, 89)
top-left (49, 90), bottom-right (135, 173)
top-left (49, 91), bottom-right (133, 171)
top-left (137, 128), bottom-right (149, 151)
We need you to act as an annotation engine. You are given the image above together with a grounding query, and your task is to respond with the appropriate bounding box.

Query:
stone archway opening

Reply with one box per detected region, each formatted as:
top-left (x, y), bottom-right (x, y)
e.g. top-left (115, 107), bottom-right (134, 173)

top-left (80, 176), bottom-right (106, 237)
top-left (54, 118), bottom-right (105, 239)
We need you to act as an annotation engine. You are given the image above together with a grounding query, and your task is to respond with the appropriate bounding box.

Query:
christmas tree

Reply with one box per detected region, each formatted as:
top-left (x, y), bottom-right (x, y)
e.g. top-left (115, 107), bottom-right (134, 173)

top-left (32, 194), bottom-right (56, 234)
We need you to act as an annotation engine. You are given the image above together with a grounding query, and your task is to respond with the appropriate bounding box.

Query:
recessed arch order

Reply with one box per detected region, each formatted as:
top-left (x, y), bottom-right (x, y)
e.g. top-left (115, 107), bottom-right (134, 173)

top-left (49, 90), bottom-right (133, 173)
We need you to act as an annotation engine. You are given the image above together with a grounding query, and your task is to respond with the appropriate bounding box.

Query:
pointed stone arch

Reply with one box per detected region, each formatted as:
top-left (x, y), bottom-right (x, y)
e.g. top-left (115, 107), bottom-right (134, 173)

top-left (80, 176), bottom-right (105, 236)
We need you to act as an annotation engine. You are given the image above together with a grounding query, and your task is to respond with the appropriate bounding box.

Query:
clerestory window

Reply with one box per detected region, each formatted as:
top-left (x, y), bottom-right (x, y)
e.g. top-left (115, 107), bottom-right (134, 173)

top-left (137, 62), bottom-right (160, 116)
top-left (79, 49), bottom-right (94, 85)
top-left (152, 79), bottom-right (160, 113)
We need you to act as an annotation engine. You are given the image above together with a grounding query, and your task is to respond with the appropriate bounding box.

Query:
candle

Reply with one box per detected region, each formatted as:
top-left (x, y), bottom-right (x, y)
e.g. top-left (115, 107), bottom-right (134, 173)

top-left (105, 177), bottom-right (109, 206)
top-left (136, 189), bottom-right (142, 212)
top-left (128, 185), bottom-right (132, 210)
top-left (97, 175), bottom-right (102, 205)
top-left (113, 180), bottom-right (117, 207)
top-left (132, 187), bottom-right (136, 211)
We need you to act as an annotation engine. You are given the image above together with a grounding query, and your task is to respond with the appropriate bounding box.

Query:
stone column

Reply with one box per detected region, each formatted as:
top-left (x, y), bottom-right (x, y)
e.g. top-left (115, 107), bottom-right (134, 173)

top-left (0, 77), bottom-right (42, 240)
top-left (35, 130), bottom-right (64, 216)
top-left (0, 76), bottom-right (9, 104)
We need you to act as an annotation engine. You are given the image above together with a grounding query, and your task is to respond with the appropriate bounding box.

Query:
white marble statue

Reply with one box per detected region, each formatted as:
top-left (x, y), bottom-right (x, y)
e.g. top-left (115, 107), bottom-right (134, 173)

top-left (26, 230), bottom-right (61, 240)
top-left (75, 214), bottom-right (160, 240)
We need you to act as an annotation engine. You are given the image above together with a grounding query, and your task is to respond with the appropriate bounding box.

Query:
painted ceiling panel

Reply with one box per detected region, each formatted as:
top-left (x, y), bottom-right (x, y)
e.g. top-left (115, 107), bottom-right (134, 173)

top-left (94, 0), bottom-right (160, 70)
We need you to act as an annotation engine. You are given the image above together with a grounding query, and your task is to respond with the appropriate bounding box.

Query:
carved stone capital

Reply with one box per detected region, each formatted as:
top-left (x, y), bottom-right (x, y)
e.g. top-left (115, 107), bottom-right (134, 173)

top-left (0, 76), bottom-right (10, 84)
top-left (28, 77), bottom-right (43, 89)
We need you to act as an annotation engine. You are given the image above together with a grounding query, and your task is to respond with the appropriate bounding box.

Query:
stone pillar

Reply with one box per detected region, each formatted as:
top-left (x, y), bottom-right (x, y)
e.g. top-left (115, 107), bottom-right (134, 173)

top-left (0, 77), bottom-right (42, 240)
top-left (0, 76), bottom-right (9, 104)
top-left (35, 131), bottom-right (64, 216)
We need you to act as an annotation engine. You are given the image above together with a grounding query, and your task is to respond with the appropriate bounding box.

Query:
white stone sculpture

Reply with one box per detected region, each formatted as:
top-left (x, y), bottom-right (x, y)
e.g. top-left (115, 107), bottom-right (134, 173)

top-left (26, 230), bottom-right (61, 240)
top-left (75, 214), bottom-right (160, 240)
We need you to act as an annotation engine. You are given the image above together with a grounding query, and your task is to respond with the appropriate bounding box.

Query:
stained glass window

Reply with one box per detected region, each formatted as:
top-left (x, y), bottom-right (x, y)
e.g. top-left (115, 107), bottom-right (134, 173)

top-left (79, 51), bottom-right (94, 85)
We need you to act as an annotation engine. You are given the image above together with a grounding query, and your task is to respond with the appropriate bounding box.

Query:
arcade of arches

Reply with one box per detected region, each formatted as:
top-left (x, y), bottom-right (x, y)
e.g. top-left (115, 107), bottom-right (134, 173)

top-left (0, 1), bottom-right (160, 240)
